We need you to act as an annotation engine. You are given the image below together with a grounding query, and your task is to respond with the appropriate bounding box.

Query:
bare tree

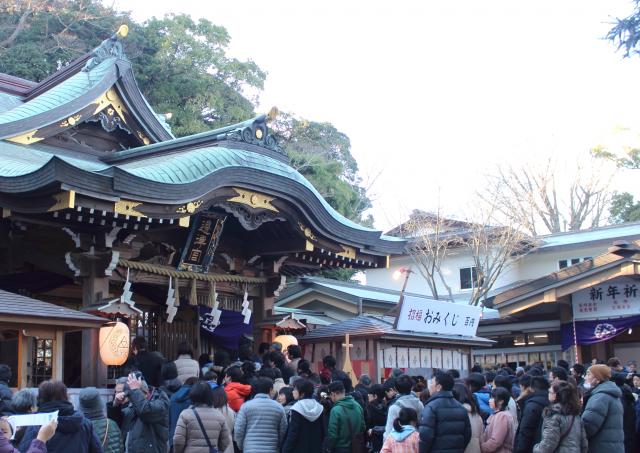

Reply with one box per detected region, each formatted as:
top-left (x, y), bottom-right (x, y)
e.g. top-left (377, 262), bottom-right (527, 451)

top-left (466, 206), bottom-right (528, 306)
top-left (399, 209), bottom-right (464, 301)
top-left (480, 157), bottom-right (613, 236)
top-left (400, 206), bottom-right (527, 306)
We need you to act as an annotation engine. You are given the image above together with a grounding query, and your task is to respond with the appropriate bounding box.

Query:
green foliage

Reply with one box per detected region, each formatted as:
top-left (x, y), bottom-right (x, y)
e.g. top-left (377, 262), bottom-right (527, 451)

top-left (127, 14), bottom-right (266, 135)
top-left (272, 112), bottom-right (373, 225)
top-left (606, 1), bottom-right (640, 58)
top-left (609, 192), bottom-right (640, 223)
top-left (591, 145), bottom-right (640, 169)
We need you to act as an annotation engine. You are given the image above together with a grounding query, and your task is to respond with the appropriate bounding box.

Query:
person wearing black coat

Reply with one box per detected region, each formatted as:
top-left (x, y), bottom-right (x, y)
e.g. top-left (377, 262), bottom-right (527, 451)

top-left (126, 337), bottom-right (164, 388)
top-left (418, 372), bottom-right (470, 453)
top-left (613, 372), bottom-right (637, 453)
top-left (282, 379), bottom-right (325, 453)
top-left (514, 376), bottom-right (549, 453)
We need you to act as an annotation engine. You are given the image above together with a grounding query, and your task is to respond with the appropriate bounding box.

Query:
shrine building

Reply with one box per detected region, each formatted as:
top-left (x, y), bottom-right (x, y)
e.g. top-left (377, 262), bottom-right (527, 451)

top-left (0, 27), bottom-right (405, 387)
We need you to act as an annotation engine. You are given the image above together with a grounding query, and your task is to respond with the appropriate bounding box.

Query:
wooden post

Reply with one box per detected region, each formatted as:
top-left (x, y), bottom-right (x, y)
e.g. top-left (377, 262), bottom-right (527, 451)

top-left (52, 330), bottom-right (64, 381)
top-left (342, 334), bottom-right (357, 387)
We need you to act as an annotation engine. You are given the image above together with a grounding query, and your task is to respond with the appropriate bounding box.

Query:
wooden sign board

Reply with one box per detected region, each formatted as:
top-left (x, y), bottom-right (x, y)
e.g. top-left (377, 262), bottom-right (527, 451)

top-left (178, 212), bottom-right (226, 273)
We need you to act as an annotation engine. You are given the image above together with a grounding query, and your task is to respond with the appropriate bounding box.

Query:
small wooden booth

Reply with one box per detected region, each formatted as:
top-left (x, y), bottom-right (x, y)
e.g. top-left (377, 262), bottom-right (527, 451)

top-left (298, 314), bottom-right (493, 383)
top-left (0, 289), bottom-right (106, 389)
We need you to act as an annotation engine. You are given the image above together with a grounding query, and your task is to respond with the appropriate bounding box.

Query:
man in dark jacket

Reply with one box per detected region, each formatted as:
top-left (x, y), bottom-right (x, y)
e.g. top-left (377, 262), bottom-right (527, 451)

top-left (612, 372), bottom-right (637, 453)
top-left (126, 337), bottom-right (164, 387)
top-left (582, 365), bottom-right (624, 453)
top-left (419, 371), bottom-right (471, 453)
top-left (116, 372), bottom-right (170, 453)
top-left (514, 376), bottom-right (548, 453)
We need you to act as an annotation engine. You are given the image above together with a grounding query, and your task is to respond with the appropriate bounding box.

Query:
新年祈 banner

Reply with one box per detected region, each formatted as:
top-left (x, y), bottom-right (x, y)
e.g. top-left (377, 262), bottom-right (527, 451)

top-left (561, 314), bottom-right (640, 351)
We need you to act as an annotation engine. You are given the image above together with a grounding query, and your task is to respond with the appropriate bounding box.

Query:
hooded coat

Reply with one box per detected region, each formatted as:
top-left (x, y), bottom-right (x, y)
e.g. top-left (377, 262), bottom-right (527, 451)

top-left (514, 390), bottom-right (548, 453)
top-left (532, 404), bottom-right (587, 453)
top-left (282, 398), bottom-right (326, 453)
top-left (18, 400), bottom-right (103, 453)
top-left (385, 394), bottom-right (424, 440)
top-left (418, 391), bottom-right (471, 453)
top-left (174, 355), bottom-right (200, 384)
top-left (172, 405), bottom-right (231, 453)
top-left (581, 380), bottom-right (624, 453)
top-left (381, 426), bottom-right (420, 453)
top-left (224, 382), bottom-right (252, 412)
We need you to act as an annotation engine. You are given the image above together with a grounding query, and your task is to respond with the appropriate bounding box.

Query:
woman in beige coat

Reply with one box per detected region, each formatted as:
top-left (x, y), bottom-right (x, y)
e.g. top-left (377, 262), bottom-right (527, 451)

top-left (454, 383), bottom-right (482, 453)
top-left (212, 386), bottom-right (236, 453)
top-left (173, 382), bottom-right (232, 453)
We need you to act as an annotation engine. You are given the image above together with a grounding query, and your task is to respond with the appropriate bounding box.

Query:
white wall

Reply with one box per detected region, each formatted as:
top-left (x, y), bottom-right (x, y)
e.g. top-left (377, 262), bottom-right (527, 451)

top-left (366, 242), bottom-right (615, 301)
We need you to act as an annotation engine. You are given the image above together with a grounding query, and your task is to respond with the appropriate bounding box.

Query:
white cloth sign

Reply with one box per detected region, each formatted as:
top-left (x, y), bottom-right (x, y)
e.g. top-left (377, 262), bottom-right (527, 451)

top-left (397, 348), bottom-right (409, 368)
top-left (420, 349), bottom-right (431, 368)
top-left (409, 348), bottom-right (421, 368)
top-left (572, 277), bottom-right (640, 320)
top-left (397, 295), bottom-right (481, 336)
top-left (442, 350), bottom-right (453, 369)
top-left (384, 348), bottom-right (397, 368)
top-left (432, 349), bottom-right (442, 368)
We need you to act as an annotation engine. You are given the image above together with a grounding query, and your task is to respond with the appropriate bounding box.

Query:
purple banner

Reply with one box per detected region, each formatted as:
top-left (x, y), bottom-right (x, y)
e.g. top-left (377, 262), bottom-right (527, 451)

top-left (561, 315), bottom-right (640, 351)
top-left (198, 305), bottom-right (253, 350)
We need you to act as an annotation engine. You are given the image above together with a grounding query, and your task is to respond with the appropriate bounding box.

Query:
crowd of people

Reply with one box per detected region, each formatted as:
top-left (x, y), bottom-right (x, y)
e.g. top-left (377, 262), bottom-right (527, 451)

top-left (0, 337), bottom-right (638, 453)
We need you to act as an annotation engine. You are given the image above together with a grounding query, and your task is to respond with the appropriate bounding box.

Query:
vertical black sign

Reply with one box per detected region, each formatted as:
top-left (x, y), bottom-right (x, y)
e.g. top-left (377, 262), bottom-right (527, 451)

top-left (178, 212), bottom-right (226, 273)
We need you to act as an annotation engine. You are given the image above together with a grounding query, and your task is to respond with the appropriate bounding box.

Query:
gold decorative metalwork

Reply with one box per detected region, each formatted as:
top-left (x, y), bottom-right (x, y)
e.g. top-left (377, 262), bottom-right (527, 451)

top-left (267, 106), bottom-right (279, 122)
top-left (92, 88), bottom-right (128, 121)
top-left (48, 190), bottom-right (76, 212)
top-left (176, 200), bottom-right (203, 214)
top-left (336, 245), bottom-right (356, 260)
top-left (305, 240), bottom-right (314, 252)
top-left (297, 221), bottom-right (317, 241)
top-left (255, 129), bottom-right (263, 139)
top-left (6, 129), bottom-right (41, 144)
top-left (60, 114), bottom-right (81, 128)
top-left (227, 187), bottom-right (278, 212)
top-left (1, 209), bottom-right (11, 218)
top-left (179, 216), bottom-right (190, 228)
top-left (136, 131), bottom-right (150, 145)
top-left (114, 199), bottom-right (146, 217)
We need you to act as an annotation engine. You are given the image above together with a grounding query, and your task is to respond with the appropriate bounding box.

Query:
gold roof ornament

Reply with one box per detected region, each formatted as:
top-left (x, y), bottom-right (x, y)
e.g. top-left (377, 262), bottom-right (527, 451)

top-left (267, 106), bottom-right (279, 122)
top-left (116, 24), bottom-right (129, 39)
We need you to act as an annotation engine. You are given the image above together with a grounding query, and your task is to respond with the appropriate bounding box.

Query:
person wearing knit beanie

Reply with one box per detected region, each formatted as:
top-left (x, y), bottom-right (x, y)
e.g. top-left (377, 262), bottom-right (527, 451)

top-left (78, 387), bottom-right (105, 420)
top-left (587, 364), bottom-right (611, 384)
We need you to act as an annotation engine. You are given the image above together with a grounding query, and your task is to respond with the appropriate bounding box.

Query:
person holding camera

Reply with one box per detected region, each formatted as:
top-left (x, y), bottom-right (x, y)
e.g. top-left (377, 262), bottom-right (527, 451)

top-left (114, 372), bottom-right (170, 453)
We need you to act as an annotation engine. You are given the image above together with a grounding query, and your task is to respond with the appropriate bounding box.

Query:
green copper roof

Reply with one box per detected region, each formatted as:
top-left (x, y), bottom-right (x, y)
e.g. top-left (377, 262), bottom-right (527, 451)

top-left (0, 93), bottom-right (22, 114)
top-left (0, 58), bottom-right (116, 126)
top-left (117, 146), bottom-right (379, 233)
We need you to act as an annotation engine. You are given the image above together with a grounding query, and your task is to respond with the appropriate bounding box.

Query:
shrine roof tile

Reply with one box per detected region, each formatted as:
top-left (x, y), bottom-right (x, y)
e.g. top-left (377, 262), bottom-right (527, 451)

top-left (0, 58), bottom-right (116, 128)
top-left (0, 289), bottom-right (106, 325)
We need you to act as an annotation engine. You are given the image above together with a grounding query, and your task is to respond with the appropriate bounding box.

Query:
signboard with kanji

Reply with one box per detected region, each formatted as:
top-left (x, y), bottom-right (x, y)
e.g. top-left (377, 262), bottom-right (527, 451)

top-left (572, 277), bottom-right (640, 320)
top-left (178, 212), bottom-right (226, 273)
top-left (396, 295), bottom-right (482, 337)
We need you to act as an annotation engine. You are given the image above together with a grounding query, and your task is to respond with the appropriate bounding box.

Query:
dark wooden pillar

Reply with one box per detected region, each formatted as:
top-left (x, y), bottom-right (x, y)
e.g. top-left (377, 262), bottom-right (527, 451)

top-left (81, 271), bottom-right (109, 387)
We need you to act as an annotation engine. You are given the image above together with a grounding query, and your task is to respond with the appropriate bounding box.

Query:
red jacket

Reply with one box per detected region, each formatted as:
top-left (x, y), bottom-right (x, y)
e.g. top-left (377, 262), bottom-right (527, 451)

top-left (225, 382), bottom-right (252, 412)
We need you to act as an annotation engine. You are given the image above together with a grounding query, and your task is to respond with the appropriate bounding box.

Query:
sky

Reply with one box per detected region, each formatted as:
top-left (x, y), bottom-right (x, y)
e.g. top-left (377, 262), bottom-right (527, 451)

top-left (113, 0), bottom-right (640, 231)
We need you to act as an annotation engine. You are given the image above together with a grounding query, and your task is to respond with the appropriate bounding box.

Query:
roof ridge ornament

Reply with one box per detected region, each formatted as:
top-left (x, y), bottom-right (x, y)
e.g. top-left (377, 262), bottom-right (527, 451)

top-left (83, 25), bottom-right (129, 73)
top-left (225, 111), bottom-right (285, 155)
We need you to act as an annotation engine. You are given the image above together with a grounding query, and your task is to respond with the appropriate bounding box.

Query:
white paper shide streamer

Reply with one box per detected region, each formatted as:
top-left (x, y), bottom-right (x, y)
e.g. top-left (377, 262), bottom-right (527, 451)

top-left (242, 289), bottom-right (252, 324)
top-left (165, 276), bottom-right (178, 323)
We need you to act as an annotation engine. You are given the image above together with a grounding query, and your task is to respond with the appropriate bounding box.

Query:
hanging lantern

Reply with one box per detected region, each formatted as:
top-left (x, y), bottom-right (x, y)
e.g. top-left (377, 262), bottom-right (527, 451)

top-left (273, 335), bottom-right (298, 352)
top-left (99, 321), bottom-right (130, 366)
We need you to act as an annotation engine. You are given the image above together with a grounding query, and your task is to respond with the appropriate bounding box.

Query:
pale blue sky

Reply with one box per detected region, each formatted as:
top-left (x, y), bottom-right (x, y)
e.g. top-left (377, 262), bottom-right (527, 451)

top-left (115, 0), bottom-right (640, 230)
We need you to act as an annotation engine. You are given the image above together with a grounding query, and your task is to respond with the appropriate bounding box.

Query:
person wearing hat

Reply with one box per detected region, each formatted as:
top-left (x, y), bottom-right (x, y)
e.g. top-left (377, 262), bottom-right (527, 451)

top-left (79, 387), bottom-right (123, 453)
top-left (581, 364), bottom-right (624, 453)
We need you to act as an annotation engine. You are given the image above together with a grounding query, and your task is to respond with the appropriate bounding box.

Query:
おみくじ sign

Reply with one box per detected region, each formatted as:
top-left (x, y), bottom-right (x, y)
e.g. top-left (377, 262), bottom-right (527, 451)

top-left (396, 295), bottom-right (482, 337)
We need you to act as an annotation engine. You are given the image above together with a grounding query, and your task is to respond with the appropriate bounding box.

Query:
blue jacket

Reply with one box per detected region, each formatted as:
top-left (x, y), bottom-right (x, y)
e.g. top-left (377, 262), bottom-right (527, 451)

top-left (169, 384), bottom-right (192, 445)
top-left (473, 388), bottom-right (493, 420)
top-left (19, 410), bottom-right (103, 453)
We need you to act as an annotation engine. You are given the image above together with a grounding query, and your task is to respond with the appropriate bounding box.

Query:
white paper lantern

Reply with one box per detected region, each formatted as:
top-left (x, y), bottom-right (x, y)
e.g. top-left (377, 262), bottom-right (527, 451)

top-left (99, 321), bottom-right (130, 366)
top-left (273, 335), bottom-right (298, 352)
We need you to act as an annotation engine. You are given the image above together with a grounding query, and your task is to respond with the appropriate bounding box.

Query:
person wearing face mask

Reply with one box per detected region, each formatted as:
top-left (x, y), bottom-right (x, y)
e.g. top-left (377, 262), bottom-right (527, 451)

top-left (532, 381), bottom-right (587, 453)
top-left (581, 364), bottom-right (623, 453)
